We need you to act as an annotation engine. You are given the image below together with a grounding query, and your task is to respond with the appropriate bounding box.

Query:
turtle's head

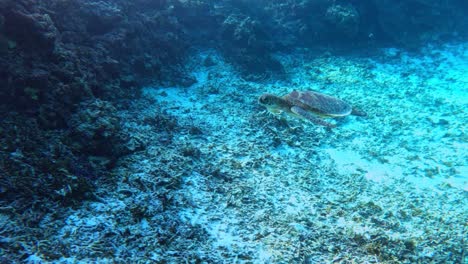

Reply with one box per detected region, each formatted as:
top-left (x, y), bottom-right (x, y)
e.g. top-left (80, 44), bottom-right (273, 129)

top-left (258, 93), bottom-right (288, 113)
top-left (259, 93), bottom-right (281, 106)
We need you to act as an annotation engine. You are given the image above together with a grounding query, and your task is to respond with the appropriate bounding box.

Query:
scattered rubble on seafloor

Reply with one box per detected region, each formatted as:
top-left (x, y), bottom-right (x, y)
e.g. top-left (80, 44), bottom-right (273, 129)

top-left (1, 45), bottom-right (466, 262)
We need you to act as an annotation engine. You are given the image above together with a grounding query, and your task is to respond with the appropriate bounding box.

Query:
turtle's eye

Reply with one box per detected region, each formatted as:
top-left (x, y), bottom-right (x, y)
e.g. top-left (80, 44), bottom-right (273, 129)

top-left (259, 94), bottom-right (271, 105)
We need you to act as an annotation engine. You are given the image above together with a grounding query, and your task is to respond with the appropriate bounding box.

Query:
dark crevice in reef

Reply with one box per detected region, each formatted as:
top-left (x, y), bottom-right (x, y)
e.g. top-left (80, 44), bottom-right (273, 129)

top-left (0, 0), bottom-right (467, 261)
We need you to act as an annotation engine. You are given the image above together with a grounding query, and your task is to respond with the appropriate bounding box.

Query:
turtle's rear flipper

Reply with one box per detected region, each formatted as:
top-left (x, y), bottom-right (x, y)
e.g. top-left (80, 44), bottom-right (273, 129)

top-left (291, 106), bottom-right (336, 128)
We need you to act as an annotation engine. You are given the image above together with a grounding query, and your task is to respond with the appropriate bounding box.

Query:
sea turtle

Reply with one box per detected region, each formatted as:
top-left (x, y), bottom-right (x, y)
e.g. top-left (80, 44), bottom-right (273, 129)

top-left (258, 90), bottom-right (366, 128)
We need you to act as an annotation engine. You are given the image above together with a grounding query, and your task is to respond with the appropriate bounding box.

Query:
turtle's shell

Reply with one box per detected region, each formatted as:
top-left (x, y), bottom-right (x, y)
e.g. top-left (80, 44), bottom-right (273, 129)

top-left (284, 90), bottom-right (352, 117)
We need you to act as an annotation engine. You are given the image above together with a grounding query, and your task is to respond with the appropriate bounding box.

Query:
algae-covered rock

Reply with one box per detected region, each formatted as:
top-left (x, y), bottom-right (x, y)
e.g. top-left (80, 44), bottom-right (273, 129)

top-left (4, 11), bottom-right (59, 52)
top-left (68, 99), bottom-right (123, 156)
top-left (325, 4), bottom-right (360, 38)
top-left (0, 113), bottom-right (95, 204)
top-left (220, 13), bottom-right (283, 80)
top-left (81, 1), bottom-right (124, 35)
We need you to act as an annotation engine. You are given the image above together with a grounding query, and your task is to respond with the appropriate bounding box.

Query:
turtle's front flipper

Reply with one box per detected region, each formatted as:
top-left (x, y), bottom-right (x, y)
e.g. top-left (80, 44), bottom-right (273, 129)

top-left (291, 106), bottom-right (336, 128)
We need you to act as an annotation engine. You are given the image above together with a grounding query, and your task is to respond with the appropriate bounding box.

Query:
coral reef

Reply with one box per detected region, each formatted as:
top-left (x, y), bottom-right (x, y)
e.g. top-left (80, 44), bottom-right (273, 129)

top-left (0, 0), bottom-right (192, 206)
top-left (325, 4), bottom-right (360, 38)
top-left (220, 13), bottom-right (284, 80)
top-left (0, 0), bottom-right (192, 115)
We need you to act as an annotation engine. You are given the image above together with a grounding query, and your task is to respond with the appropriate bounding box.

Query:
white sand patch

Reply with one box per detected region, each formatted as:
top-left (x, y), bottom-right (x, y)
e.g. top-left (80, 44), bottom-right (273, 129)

top-left (324, 148), bottom-right (403, 184)
top-left (178, 171), bottom-right (261, 257)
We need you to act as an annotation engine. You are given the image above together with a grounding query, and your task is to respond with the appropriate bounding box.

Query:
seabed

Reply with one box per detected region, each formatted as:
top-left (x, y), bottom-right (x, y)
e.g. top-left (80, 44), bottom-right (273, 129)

top-left (21, 43), bottom-right (468, 263)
